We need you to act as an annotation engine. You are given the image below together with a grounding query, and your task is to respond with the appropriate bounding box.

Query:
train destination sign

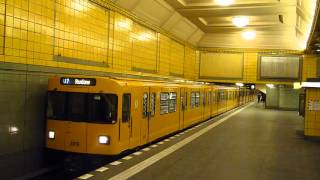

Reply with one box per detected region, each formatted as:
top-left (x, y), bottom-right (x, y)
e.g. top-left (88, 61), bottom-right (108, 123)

top-left (60, 77), bottom-right (96, 86)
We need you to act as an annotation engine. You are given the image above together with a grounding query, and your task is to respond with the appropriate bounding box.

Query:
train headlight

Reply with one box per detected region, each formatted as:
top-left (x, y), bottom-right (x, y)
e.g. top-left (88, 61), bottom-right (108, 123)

top-left (48, 131), bottom-right (55, 139)
top-left (99, 136), bottom-right (110, 145)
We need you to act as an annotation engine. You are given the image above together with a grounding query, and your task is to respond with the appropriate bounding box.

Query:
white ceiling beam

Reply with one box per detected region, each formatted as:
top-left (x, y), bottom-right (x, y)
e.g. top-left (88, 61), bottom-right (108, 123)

top-left (113, 0), bottom-right (141, 10)
top-left (161, 12), bottom-right (183, 31)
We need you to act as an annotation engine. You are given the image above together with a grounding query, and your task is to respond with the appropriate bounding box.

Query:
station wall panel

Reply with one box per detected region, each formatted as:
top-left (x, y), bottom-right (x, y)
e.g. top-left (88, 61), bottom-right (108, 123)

top-left (200, 52), bottom-right (243, 79)
top-left (131, 23), bottom-right (157, 73)
top-left (158, 34), bottom-right (171, 76)
top-left (169, 40), bottom-right (184, 77)
top-left (0, 69), bottom-right (48, 179)
top-left (112, 12), bottom-right (134, 72)
top-left (266, 85), bottom-right (300, 110)
top-left (184, 46), bottom-right (198, 80)
top-left (26, 0), bottom-right (54, 66)
top-left (199, 52), bottom-right (308, 85)
top-left (54, 0), bottom-right (109, 66)
top-left (302, 55), bottom-right (317, 81)
top-left (0, 0), bottom-right (4, 55)
top-left (2, 0), bottom-right (199, 80)
top-left (279, 88), bottom-right (300, 109)
top-left (243, 53), bottom-right (258, 82)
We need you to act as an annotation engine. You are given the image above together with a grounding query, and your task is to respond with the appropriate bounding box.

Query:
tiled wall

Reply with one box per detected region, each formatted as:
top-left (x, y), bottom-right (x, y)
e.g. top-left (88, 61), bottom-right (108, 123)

top-left (0, 68), bottom-right (49, 179)
top-left (1, 0), bottom-right (199, 79)
top-left (199, 52), bottom-right (260, 83)
top-left (305, 88), bottom-right (320, 136)
top-left (266, 86), bottom-right (280, 108)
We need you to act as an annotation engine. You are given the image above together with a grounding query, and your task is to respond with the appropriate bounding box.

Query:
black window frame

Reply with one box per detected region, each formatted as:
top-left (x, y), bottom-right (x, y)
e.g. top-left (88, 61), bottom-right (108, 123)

top-left (122, 93), bottom-right (131, 122)
top-left (47, 91), bottom-right (118, 124)
top-left (160, 92), bottom-right (169, 115)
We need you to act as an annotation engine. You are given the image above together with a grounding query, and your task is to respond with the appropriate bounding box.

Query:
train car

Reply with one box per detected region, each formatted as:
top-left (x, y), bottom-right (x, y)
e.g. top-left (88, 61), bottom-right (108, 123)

top-left (46, 76), bottom-right (253, 155)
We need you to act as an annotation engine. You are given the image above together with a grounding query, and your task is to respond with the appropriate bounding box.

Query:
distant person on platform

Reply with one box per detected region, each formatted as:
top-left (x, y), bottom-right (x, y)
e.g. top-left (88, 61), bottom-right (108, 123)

top-left (257, 93), bottom-right (262, 103)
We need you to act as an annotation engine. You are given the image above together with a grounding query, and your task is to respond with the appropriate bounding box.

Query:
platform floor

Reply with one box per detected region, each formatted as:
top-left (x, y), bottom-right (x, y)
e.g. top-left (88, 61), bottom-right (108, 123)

top-left (78, 103), bottom-right (320, 180)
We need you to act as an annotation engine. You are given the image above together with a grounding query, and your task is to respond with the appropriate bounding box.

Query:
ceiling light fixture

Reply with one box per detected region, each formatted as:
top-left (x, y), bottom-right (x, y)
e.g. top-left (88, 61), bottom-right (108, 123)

top-left (236, 83), bottom-right (244, 87)
top-left (215, 0), bottom-right (234, 6)
top-left (242, 30), bottom-right (256, 40)
top-left (266, 84), bottom-right (275, 88)
top-left (232, 16), bottom-right (249, 27)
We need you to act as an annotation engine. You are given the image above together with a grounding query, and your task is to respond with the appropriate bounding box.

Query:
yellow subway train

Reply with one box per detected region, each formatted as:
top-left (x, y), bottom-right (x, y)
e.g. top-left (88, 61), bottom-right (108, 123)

top-left (46, 76), bottom-right (254, 155)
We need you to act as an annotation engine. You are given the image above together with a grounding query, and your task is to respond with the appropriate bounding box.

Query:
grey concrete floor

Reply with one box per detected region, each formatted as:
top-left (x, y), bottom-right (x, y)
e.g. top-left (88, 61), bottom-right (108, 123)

top-left (83, 103), bottom-right (320, 180)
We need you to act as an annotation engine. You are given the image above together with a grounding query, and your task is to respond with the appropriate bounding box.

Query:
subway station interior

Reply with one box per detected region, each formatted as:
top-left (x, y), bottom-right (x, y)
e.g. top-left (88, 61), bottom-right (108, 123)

top-left (1, 0), bottom-right (320, 179)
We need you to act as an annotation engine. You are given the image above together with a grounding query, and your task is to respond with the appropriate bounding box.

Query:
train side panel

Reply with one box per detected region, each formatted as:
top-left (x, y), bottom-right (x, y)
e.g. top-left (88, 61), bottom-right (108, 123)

top-left (183, 87), bottom-right (203, 128)
top-left (148, 86), bottom-right (180, 142)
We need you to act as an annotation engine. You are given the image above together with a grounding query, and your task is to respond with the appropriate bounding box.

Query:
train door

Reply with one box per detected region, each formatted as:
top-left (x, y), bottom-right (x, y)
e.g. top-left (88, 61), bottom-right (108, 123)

top-left (140, 87), bottom-right (157, 144)
top-left (205, 89), bottom-right (211, 119)
top-left (120, 87), bottom-right (149, 150)
top-left (120, 92), bottom-right (131, 150)
top-left (180, 88), bottom-right (186, 129)
top-left (201, 88), bottom-right (205, 121)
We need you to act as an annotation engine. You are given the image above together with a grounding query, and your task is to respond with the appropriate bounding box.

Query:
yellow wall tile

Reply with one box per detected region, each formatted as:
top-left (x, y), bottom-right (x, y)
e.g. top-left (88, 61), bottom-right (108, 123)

top-left (54, 0), bottom-right (108, 67)
top-left (1, 0), bottom-right (309, 84)
top-left (159, 34), bottom-right (171, 76)
top-left (169, 40), bottom-right (184, 76)
top-left (302, 55), bottom-right (317, 81)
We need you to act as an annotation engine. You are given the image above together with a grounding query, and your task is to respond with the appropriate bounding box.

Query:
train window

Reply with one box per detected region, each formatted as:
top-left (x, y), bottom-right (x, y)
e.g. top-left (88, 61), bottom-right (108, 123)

top-left (47, 92), bottom-right (67, 120)
top-left (160, 93), bottom-right (169, 115)
top-left (219, 91), bottom-right (224, 101)
top-left (191, 92), bottom-right (200, 108)
top-left (122, 94), bottom-right (131, 122)
top-left (208, 92), bottom-right (211, 105)
top-left (191, 92), bottom-right (196, 108)
top-left (169, 92), bottom-right (177, 113)
top-left (150, 93), bottom-right (156, 116)
top-left (195, 92), bottom-right (200, 107)
top-left (212, 92), bottom-right (215, 103)
top-left (68, 93), bottom-right (88, 121)
top-left (143, 93), bottom-right (148, 118)
top-left (180, 93), bottom-right (184, 110)
top-left (89, 94), bottom-right (118, 123)
top-left (47, 92), bottom-right (118, 123)
top-left (203, 93), bottom-right (206, 106)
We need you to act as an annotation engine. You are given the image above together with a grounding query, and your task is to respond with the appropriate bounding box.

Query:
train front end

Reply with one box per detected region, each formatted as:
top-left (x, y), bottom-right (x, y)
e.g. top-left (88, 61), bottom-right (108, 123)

top-left (46, 76), bottom-right (121, 155)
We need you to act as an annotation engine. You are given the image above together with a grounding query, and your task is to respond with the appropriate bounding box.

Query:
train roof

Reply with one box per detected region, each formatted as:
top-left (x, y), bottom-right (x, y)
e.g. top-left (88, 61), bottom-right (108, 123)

top-left (50, 75), bottom-right (240, 90)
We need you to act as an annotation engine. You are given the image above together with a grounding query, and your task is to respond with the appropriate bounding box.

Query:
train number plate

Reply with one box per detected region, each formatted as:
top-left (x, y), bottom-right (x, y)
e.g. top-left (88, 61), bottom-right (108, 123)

top-left (70, 141), bottom-right (80, 146)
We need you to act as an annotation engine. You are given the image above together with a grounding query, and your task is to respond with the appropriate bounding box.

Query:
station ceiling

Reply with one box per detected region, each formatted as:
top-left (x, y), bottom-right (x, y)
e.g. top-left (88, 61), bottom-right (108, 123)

top-left (112, 0), bottom-right (318, 51)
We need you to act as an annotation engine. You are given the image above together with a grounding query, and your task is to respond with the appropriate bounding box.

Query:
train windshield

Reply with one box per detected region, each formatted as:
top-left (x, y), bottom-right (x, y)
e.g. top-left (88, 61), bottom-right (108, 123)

top-left (47, 92), bottom-right (118, 124)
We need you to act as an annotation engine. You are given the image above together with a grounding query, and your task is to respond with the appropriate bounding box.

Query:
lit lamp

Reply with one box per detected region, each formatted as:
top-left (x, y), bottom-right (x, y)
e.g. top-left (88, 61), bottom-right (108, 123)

top-left (242, 30), bottom-right (256, 40)
top-left (232, 16), bottom-right (249, 27)
top-left (215, 0), bottom-right (234, 6)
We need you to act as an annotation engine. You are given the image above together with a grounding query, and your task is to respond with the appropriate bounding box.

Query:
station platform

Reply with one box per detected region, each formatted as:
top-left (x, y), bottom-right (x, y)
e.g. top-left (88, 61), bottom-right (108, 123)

top-left (77, 103), bottom-right (320, 180)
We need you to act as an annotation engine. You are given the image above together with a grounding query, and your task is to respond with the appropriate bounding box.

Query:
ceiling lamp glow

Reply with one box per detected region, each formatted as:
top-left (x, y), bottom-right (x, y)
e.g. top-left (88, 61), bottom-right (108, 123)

top-left (215, 0), bottom-right (233, 6)
top-left (71, 0), bottom-right (88, 12)
top-left (236, 83), bottom-right (244, 87)
top-left (232, 16), bottom-right (249, 27)
top-left (302, 82), bottom-right (320, 88)
top-left (266, 84), bottom-right (275, 88)
top-left (242, 30), bottom-right (256, 40)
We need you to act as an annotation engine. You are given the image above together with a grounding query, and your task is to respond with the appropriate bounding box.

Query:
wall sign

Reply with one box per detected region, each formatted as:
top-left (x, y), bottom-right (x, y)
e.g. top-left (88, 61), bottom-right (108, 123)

top-left (308, 100), bottom-right (320, 111)
top-left (259, 55), bottom-right (301, 80)
top-left (60, 77), bottom-right (96, 86)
